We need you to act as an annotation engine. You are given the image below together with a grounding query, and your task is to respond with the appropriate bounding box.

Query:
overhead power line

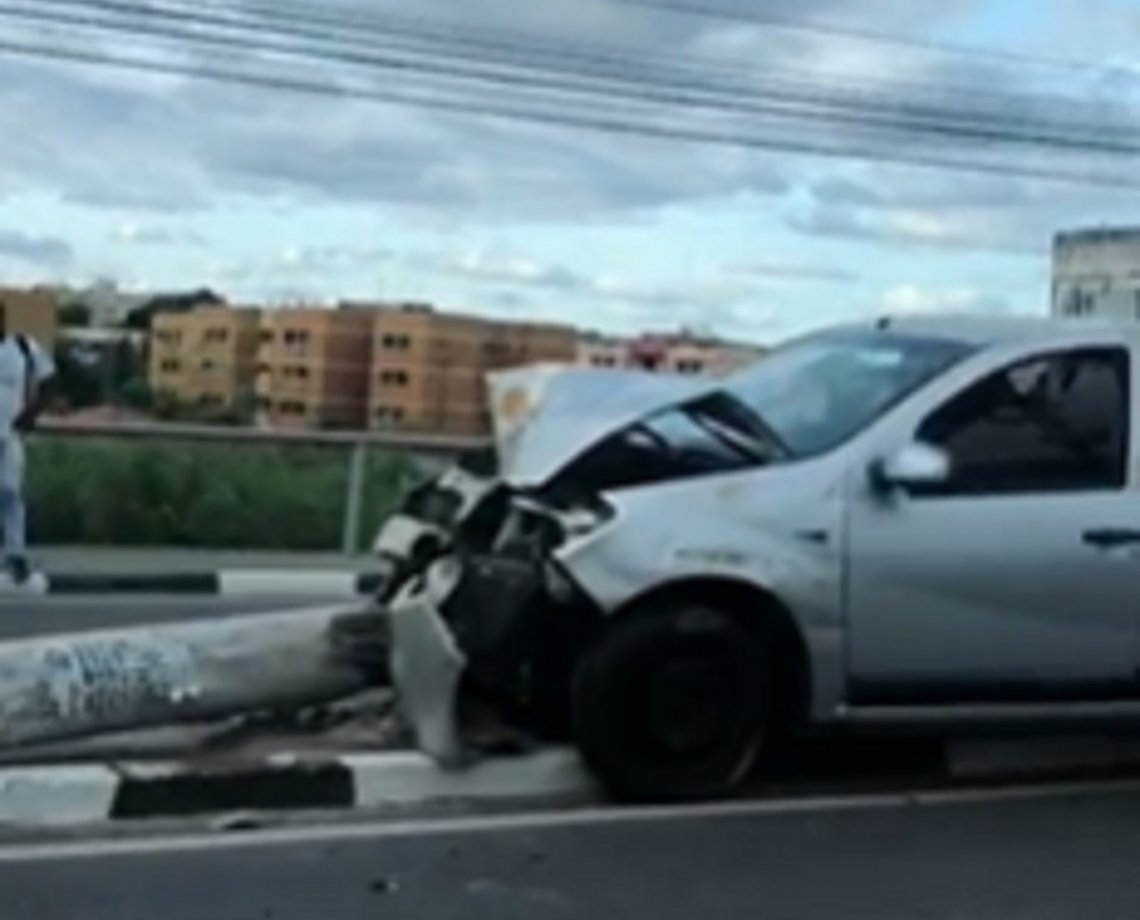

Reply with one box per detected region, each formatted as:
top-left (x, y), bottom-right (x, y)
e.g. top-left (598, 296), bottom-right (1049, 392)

top-left (603, 0), bottom-right (1122, 77)
top-left (11, 0), bottom-right (1140, 156)
top-left (0, 0), bottom-right (1137, 189)
top-left (137, 0), bottom-right (1107, 99)
top-left (51, 0), bottom-right (1132, 134)
top-left (16, 0), bottom-right (1140, 157)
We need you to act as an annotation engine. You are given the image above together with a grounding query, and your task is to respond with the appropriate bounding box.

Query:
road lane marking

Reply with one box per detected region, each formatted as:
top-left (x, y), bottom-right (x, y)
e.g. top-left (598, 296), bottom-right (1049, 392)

top-left (2, 776), bottom-right (1140, 864)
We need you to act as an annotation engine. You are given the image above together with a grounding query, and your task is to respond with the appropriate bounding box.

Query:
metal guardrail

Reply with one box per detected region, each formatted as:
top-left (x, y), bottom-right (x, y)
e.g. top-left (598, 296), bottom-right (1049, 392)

top-left (35, 418), bottom-right (489, 452)
top-left (32, 418), bottom-right (489, 553)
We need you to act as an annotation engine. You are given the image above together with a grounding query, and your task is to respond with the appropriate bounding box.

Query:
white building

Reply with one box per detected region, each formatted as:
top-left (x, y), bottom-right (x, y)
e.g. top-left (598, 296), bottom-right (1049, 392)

top-left (1053, 227), bottom-right (1140, 320)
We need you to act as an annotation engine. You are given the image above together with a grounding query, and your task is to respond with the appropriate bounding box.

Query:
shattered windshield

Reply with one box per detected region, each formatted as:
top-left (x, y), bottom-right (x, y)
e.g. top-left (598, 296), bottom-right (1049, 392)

top-left (724, 330), bottom-right (975, 458)
top-left (637, 401), bottom-right (771, 469)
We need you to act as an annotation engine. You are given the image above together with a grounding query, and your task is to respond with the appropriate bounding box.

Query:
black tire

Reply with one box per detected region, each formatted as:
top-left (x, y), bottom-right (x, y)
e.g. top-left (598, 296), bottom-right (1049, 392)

top-left (571, 603), bottom-right (769, 803)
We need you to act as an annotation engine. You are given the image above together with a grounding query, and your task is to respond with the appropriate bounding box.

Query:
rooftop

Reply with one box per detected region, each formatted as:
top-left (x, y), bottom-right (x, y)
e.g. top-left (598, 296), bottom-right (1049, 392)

top-left (834, 312), bottom-right (1140, 349)
top-left (1054, 226), bottom-right (1140, 246)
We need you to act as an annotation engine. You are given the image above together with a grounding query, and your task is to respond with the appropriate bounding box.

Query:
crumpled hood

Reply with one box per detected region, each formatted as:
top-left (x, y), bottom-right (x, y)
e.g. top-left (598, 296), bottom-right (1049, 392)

top-left (486, 363), bottom-right (712, 487)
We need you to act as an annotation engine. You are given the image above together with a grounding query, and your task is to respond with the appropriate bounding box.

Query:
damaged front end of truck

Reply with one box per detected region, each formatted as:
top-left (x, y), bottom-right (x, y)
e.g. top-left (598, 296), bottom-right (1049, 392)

top-left (381, 363), bottom-right (779, 765)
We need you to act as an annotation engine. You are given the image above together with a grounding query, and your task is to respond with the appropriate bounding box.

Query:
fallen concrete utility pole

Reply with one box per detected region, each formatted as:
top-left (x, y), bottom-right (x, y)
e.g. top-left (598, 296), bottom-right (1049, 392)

top-left (0, 605), bottom-right (385, 750)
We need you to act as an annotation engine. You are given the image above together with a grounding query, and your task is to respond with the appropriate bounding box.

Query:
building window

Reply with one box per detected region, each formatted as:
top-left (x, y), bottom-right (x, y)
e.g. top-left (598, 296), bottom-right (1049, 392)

top-left (380, 333), bottom-right (411, 350)
top-left (197, 393), bottom-right (223, 408)
top-left (277, 400), bottom-right (306, 415)
top-left (200, 359), bottom-right (216, 371)
top-left (159, 359), bottom-right (181, 373)
top-left (378, 368), bottom-right (410, 386)
top-left (374, 406), bottom-right (406, 426)
top-left (1062, 288), bottom-right (1096, 317)
top-left (203, 328), bottom-right (229, 344)
top-left (282, 330), bottom-right (310, 356)
top-left (260, 330), bottom-right (274, 343)
top-left (676, 360), bottom-right (704, 375)
top-left (283, 365), bottom-right (310, 380)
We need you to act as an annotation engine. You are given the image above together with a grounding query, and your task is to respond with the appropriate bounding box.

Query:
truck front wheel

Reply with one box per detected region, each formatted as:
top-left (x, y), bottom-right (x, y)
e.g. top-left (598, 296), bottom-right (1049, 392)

top-left (571, 604), bottom-right (769, 802)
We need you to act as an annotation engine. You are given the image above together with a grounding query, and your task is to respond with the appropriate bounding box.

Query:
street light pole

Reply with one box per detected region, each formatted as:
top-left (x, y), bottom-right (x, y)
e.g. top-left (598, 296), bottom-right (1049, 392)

top-left (0, 605), bottom-right (381, 750)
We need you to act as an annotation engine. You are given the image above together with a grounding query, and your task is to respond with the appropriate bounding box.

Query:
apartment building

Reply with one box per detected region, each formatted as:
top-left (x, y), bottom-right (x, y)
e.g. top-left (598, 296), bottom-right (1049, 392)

top-left (148, 306), bottom-right (261, 411)
top-left (578, 329), bottom-right (764, 377)
top-left (1052, 226), bottom-right (1140, 320)
top-left (255, 305), bottom-right (374, 429)
top-left (369, 305), bottom-right (577, 436)
top-left (0, 286), bottom-right (60, 347)
top-left (577, 332), bottom-right (627, 370)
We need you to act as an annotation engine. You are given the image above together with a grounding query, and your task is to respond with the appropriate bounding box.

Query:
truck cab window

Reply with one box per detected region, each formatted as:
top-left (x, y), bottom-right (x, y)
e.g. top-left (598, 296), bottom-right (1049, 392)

top-left (916, 348), bottom-right (1129, 495)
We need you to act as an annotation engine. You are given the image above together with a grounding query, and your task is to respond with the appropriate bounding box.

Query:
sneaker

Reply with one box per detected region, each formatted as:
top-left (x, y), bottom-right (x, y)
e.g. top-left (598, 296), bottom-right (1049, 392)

top-left (4, 557), bottom-right (46, 594)
top-left (7, 556), bottom-right (30, 585)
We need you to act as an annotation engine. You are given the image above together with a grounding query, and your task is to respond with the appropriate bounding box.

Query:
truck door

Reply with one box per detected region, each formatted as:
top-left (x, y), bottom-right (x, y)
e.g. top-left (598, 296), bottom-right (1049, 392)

top-left (846, 344), bottom-right (1140, 704)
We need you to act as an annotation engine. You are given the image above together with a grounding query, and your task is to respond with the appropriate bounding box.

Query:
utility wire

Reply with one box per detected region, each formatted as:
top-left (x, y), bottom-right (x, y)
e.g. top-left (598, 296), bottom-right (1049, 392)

top-left (603, 0), bottom-right (1125, 77)
top-left (47, 0), bottom-right (1135, 139)
top-left (137, 0), bottom-right (1105, 99)
top-left (8, 0), bottom-right (1140, 160)
top-left (1, 14), bottom-right (1138, 188)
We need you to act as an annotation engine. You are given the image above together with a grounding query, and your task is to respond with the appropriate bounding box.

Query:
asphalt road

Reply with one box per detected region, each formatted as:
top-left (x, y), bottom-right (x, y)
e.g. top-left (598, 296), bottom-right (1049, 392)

top-left (0, 596), bottom-right (347, 641)
top-left (3, 783), bottom-right (1140, 920)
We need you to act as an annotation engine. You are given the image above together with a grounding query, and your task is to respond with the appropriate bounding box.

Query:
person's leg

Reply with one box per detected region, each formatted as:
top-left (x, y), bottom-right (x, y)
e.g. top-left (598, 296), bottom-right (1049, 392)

top-left (0, 436), bottom-right (29, 584)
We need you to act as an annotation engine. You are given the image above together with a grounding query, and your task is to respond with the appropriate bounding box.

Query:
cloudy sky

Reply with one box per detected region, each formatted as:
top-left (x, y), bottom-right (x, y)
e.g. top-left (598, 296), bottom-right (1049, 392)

top-left (0, 0), bottom-right (1139, 343)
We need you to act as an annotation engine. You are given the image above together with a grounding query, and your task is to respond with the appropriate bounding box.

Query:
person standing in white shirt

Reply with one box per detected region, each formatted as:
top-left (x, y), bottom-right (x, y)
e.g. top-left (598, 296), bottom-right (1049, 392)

top-left (0, 301), bottom-right (54, 589)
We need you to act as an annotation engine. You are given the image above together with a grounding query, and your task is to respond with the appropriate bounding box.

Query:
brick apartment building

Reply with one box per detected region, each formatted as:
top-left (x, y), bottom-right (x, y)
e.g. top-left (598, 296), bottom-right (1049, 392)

top-left (0, 286), bottom-right (60, 347)
top-left (150, 301), bottom-right (577, 433)
top-left (578, 329), bottom-right (764, 377)
top-left (148, 306), bottom-right (261, 412)
top-left (369, 305), bottom-right (577, 435)
top-left (254, 305), bottom-right (374, 429)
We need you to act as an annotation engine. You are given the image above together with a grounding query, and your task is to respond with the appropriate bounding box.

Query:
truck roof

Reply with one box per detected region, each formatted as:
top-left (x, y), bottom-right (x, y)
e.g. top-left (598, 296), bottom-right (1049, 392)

top-left (842, 312), bottom-right (1140, 349)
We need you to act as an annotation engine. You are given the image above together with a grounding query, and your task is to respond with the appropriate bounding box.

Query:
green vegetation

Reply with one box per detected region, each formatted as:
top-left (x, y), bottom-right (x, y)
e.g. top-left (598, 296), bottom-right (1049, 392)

top-left (25, 437), bottom-right (414, 550)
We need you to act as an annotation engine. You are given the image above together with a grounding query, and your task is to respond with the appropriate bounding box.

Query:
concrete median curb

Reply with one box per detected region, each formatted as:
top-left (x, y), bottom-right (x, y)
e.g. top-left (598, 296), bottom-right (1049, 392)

top-left (0, 748), bottom-right (596, 827)
top-left (41, 570), bottom-right (384, 598)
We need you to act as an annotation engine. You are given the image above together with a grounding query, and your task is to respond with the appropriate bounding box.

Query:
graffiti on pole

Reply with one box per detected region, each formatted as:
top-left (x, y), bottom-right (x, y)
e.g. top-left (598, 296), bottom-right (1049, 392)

top-left (1, 638), bottom-right (198, 740)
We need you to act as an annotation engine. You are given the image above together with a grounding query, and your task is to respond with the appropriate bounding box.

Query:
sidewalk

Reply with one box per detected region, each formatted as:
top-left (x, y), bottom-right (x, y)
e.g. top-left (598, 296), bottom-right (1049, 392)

top-left (32, 547), bottom-right (384, 597)
top-left (37, 547), bottom-right (377, 575)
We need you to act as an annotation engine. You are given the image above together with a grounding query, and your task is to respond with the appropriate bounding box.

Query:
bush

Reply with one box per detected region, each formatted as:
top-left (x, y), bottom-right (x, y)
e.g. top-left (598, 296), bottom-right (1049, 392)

top-left (24, 436), bottom-right (415, 550)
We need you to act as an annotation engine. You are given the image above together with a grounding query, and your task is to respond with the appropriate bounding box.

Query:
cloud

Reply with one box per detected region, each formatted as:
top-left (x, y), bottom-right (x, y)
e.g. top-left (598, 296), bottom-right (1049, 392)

top-left (426, 248), bottom-right (589, 290)
top-left (790, 156), bottom-right (1140, 257)
top-left (0, 0), bottom-right (1004, 223)
top-left (111, 222), bottom-right (204, 245)
top-left (788, 200), bottom-right (1037, 253)
top-left (412, 245), bottom-right (775, 336)
top-left (0, 0), bottom-right (1132, 342)
top-left (203, 242), bottom-right (393, 296)
top-left (0, 229), bottom-right (74, 268)
top-left (875, 284), bottom-right (1015, 316)
top-left (734, 258), bottom-right (858, 283)
top-left (421, 246), bottom-right (750, 305)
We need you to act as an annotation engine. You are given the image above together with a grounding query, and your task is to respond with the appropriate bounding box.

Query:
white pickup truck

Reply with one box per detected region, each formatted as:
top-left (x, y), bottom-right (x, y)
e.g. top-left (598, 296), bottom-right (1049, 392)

top-left (382, 314), bottom-right (1140, 802)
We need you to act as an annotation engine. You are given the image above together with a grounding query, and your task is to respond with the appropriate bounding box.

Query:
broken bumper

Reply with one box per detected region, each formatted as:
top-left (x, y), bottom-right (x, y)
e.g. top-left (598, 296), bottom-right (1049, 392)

top-left (387, 549), bottom-right (602, 766)
top-left (387, 557), bottom-right (469, 767)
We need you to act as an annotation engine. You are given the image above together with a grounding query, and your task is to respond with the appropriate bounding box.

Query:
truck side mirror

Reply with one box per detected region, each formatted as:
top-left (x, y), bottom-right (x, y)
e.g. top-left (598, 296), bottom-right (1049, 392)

top-left (868, 442), bottom-right (951, 493)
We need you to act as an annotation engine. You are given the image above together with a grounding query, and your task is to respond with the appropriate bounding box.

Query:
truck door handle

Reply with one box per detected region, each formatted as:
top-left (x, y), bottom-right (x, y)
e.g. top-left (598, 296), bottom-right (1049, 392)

top-left (1082, 528), bottom-right (1140, 549)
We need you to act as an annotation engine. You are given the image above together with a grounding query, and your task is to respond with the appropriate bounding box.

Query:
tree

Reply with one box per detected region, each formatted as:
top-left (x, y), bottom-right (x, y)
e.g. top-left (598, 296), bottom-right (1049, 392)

top-left (51, 341), bottom-right (104, 409)
top-left (117, 378), bottom-right (155, 412)
top-left (57, 302), bottom-right (92, 328)
top-left (123, 289), bottom-right (223, 331)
